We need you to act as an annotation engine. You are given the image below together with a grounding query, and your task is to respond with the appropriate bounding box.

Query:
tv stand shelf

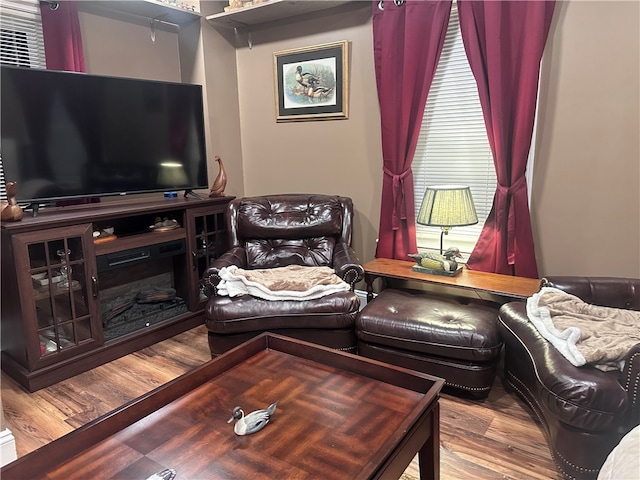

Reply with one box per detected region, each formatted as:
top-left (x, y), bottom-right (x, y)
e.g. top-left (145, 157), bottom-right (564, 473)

top-left (95, 228), bottom-right (187, 256)
top-left (1, 195), bottom-right (234, 392)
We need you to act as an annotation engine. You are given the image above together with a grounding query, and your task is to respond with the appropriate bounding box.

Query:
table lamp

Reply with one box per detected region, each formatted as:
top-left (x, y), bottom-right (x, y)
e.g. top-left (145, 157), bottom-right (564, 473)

top-left (416, 185), bottom-right (478, 254)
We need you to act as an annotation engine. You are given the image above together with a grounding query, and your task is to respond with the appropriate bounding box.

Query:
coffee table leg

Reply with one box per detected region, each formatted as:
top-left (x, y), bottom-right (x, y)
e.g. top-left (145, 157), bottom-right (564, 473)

top-left (418, 403), bottom-right (440, 480)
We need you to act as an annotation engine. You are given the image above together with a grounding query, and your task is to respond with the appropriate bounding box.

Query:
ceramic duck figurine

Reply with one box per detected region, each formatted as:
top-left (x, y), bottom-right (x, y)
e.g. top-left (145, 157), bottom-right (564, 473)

top-left (1, 181), bottom-right (23, 222)
top-left (208, 155), bottom-right (227, 197)
top-left (227, 401), bottom-right (278, 436)
top-left (408, 247), bottom-right (461, 273)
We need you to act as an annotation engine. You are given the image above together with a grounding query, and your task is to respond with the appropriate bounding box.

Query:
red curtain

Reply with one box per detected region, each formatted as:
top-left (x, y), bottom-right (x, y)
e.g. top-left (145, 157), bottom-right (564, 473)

top-left (40, 1), bottom-right (97, 206)
top-left (373, 0), bottom-right (452, 260)
top-left (40, 1), bottom-right (85, 72)
top-left (459, 0), bottom-right (555, 278)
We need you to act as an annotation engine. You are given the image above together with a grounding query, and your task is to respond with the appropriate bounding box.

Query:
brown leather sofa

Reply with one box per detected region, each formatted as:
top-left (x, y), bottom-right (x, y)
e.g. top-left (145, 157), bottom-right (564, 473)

top-left (203, 194), bottom-right (364, 357)
top-left (498, 276), bottom-right (640, 480)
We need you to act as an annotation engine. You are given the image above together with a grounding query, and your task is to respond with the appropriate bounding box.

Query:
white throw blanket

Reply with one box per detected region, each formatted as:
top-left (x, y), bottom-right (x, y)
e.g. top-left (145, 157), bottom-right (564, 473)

top-left (217, 265), bottom-right (350, 301)
top-left (526, 287), bottom-right (640, 371)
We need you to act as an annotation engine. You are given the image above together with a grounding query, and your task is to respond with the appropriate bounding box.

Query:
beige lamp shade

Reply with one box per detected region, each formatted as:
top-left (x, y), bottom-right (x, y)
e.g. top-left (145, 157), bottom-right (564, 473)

top-left (417, 185), bottom-right (478, 227)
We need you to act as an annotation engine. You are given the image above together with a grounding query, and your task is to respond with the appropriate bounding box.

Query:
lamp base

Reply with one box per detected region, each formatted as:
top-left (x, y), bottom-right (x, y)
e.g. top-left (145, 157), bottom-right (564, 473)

top-left (411, 264), bottom-right (463, 277)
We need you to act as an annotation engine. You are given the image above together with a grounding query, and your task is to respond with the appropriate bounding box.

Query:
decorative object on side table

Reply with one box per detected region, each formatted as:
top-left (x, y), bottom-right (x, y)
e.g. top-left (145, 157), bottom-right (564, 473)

top-left (408, 247), bottom-right (463, 276)
top-left (1, 181), bottom-right (24, 222)
top-left (208, 155), bottom-right (227, 197)
top-left (227, 401), bottom-right (278, 436)
top-left (416, 185), bottom-right (478, 254)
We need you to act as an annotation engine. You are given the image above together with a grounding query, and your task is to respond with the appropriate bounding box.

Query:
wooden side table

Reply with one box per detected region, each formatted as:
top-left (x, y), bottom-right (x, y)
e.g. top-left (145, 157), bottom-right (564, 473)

top-left (364, 258), bottom-right (540, 302)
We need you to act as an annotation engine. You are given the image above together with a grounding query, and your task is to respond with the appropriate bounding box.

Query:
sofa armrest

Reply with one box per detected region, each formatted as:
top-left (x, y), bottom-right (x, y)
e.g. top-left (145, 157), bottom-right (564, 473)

top-left (498, 301), bottom-right (630, 431)
top-left (332, 242), bottom-right (364, 290)
top-left (202, 247), bottom-right (247, 296)
top-left (541, 276), bottom-right (640, 311)
top-left (622, 343), bottom-right (640, 427)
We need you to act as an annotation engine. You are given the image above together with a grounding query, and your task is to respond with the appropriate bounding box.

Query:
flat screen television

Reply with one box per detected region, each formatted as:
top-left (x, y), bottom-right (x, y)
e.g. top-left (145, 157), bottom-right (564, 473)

top-left (1, 66), bottom-right (209, 207)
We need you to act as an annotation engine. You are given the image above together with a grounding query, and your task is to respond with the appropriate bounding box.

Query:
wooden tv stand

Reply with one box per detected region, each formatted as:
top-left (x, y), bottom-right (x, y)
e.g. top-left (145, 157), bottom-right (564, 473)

top-left (1, 195), bottom-right (234, 391)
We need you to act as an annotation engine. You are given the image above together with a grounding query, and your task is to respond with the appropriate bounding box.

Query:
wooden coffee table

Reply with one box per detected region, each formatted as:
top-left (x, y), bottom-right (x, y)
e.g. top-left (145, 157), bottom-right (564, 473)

top-left (2, 333), bottom-right (444, 480)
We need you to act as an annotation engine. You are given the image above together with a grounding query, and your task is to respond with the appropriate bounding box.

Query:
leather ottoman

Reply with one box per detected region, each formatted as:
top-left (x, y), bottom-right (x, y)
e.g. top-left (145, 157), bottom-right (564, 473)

top-left (356, 288), bottom-right (502, 399)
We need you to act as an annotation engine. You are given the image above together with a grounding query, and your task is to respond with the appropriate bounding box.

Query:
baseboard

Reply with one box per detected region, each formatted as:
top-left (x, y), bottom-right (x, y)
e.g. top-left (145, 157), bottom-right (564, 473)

top-left (0, 428), bottom-right (17, 467)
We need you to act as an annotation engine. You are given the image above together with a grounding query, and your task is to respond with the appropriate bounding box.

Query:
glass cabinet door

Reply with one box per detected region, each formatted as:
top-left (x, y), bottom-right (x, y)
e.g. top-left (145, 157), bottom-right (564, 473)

top-left (16, 224), bottom-right (101, 369)
top-left (187, 206), bottom-right (228, 309)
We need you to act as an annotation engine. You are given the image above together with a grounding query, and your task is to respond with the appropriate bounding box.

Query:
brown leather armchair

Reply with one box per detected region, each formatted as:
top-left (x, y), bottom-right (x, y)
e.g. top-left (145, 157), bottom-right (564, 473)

top-left (203, 194), bottom-right (364, 357)
top-left (498, 276), bottom-right (640, 480)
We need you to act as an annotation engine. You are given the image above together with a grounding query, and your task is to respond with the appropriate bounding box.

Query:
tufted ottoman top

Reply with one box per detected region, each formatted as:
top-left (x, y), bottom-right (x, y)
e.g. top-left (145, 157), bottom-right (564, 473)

top-left (356, 289), bottom-right (502, 363)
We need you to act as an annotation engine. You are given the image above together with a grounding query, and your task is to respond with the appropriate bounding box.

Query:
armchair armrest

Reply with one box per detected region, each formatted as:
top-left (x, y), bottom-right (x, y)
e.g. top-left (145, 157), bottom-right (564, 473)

top-left (332, 242), bottom-right (364, 290)
top-left (202, 246), bottom-right (247, 296)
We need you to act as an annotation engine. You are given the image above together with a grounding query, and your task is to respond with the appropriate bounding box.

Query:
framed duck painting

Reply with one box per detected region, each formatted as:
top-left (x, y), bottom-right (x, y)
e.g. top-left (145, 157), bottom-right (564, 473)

top-left (273, 41), bottom-right (349, 122)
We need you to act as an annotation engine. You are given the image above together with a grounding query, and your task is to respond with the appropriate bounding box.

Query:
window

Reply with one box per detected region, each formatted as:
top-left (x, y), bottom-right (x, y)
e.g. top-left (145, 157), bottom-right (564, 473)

top-left (0, 0), bottom-right (46, 201)
top-left (413, 2), bottom-right (496, 255)
top-left (0, 0), bottom-right (46, 68)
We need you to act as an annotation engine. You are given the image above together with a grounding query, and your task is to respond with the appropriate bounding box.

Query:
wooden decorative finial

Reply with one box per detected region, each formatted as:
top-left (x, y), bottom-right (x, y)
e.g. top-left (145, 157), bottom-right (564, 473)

top-left (1, 182), bottom-right (24, 222)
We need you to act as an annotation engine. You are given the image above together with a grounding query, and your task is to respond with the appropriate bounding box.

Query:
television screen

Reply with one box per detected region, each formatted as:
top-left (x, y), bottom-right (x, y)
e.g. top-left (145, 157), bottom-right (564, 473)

top-left (1, 66), bottom-right (209, 205)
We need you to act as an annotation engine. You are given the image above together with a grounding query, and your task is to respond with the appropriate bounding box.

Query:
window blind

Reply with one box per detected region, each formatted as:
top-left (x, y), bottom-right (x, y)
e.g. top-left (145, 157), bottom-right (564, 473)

top-left (0, 0), bottom-right (46, 68)
top-left (0, 0), bottom-right (46, 201)
top-left (413, 2), bottom-right (497, 255)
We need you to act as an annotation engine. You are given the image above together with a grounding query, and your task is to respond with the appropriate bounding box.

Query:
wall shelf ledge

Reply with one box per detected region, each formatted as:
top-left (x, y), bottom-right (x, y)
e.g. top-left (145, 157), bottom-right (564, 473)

top-left (205, 0), bottom-right (351, 29)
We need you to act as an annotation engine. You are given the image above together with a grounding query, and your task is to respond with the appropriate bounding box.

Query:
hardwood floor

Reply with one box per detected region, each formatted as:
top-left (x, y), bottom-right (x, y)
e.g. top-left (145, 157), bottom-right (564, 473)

top-left (1, 325), bottom-right (560, 479)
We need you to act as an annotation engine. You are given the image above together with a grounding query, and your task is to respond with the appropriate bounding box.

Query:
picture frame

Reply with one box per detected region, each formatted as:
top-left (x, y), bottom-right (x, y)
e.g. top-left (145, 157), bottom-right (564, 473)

top-left (273, 40), bottom-right (349, 122)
